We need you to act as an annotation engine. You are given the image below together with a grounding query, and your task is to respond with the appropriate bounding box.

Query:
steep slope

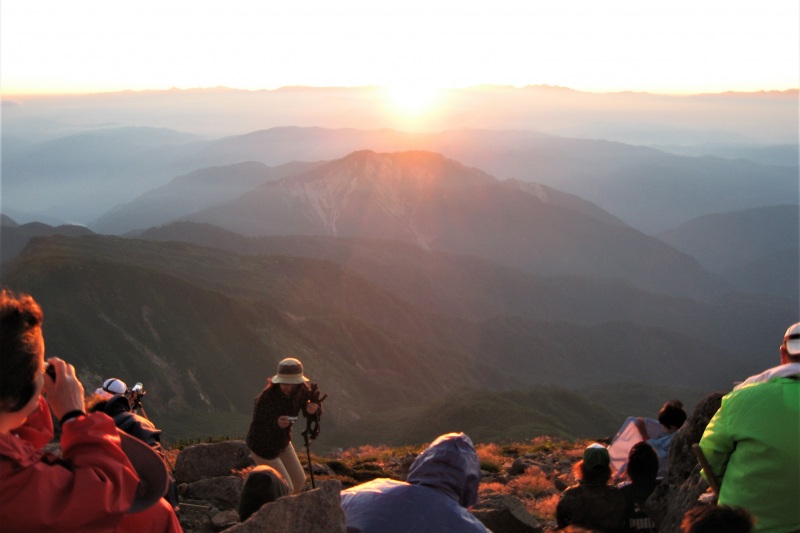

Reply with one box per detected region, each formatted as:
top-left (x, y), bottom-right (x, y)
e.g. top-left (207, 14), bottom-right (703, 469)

top-left (139, 222), bottom-right (792, 361)
top-left (90, 160), bottom-right (324, 234)
top-left (658, 205), bottom-right (799, 299)
top-left (186, 150), bottom-right (727, 299)
top-left (1, 218), bottom-right (95, 263)
top-left (0, 234), bottom-right (764, 444)
top-left (658, 205), bottom-right (799, 272)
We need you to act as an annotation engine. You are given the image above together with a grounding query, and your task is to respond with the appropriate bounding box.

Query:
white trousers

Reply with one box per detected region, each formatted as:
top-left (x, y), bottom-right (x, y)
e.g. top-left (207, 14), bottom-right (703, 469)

top-left (251, 442), bottom-right (306, 495)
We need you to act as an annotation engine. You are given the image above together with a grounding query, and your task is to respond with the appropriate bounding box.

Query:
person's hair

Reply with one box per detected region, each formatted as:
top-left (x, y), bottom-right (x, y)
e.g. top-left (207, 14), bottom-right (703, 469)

top-left (658, 399), bottom-right (687, 429)
top-left (574, 459), bottom-right (611, 485)
top-left (238, 465), bottom-right (289, 521)
top-left (85, 393), bottom-right (110, 413)
top-left (681, 504), bottom-right (754, 533)
top-left (627, 441), bottom-right (659, 483)
top-left (0, 290), bottom-right (44, 413)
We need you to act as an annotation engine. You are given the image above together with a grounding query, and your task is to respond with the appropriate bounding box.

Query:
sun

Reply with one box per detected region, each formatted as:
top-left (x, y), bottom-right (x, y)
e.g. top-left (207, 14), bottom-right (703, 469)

top-left (384, 84), bottom-right (442, 116)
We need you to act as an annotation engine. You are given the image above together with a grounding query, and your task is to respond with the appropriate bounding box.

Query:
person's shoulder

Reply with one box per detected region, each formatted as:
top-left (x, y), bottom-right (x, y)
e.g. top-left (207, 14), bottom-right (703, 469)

top-left (343, 478), bottom-right (405, 491)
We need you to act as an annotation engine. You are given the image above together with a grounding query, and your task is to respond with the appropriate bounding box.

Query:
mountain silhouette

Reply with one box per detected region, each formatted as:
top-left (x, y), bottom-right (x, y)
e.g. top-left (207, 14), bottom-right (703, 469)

top-left (185, 150), bottom-right (727, 299)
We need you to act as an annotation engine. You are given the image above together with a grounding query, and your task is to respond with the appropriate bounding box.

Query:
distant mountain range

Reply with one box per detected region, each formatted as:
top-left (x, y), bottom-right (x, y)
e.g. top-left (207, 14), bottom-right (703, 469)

top-left (2, 98), bottom-right (797, 446)
top-left (178, 150), bottom-right (725, 299)
top-left (3, 126), bottom-right (797, 234)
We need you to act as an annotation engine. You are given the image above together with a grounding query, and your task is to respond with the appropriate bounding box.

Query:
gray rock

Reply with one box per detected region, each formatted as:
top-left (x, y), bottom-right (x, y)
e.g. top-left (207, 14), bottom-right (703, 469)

top-left (177, 502), bottom-right (214, 533)
top-left (211, 509), bottom-right (239, 531)
top-left (224, 479), bottom-right (346, 533)
top-left (175, 440), bottom-right (254, 483)
top-left (183, 476), bottom-right (243, 510)
top-left (646, 392), bottom-right (725, 533)
top-left (471, 493), bottom-right (544, 533)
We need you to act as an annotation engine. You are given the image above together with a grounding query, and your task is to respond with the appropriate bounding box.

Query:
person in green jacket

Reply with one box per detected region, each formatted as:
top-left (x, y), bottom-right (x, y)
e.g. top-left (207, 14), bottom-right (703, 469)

top-left (698, 323), bottom-right (800, 533)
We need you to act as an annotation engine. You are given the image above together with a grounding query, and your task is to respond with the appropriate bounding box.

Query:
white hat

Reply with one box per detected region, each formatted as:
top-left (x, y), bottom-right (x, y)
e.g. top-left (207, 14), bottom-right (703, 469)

top-left (784, 323), bottom-right (800, 356)
top-left (102, 377), bottom-right (128, 395)
top-left (272, 358), bottom-right (309, 384)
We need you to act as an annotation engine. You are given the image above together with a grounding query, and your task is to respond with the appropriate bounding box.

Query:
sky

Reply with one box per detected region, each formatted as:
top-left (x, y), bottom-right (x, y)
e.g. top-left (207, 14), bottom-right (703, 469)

top-left (1, 0), bottom-right (798, 96)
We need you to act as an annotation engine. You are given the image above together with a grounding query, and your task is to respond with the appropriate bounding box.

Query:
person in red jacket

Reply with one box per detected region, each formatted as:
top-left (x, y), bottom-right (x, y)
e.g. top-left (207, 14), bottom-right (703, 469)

top-left (0, 290), bottom-right (181, 532)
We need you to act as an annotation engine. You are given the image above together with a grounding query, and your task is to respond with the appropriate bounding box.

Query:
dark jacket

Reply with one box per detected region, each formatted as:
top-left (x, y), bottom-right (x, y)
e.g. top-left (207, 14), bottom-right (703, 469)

top-left (246, 382), bottom-right (320, 460)
top-left (91, 394), bottom-right (178, 510)
top-left (557, 480), bottom-right (626, 532)
top-left (620, 479), bottom-right (659, 532)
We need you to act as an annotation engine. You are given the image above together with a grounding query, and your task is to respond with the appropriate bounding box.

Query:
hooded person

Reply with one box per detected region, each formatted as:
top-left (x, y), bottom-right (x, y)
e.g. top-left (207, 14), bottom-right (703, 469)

top-left (340, 432), bottom-right (490, 533)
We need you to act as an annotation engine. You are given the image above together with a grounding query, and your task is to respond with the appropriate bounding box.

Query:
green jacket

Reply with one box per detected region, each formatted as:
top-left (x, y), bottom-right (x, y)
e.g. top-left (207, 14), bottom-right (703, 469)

top-left (699, 375), bottom-right (800, 533)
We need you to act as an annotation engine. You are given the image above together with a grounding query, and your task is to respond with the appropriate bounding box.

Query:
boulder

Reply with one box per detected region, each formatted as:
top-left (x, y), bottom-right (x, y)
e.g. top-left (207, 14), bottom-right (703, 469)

top-left (175, 440), bottom-right (254, 483)
top-left (646, 391), bottom-right (725, 532)
top-left (471, 493), bottom-right (543, 533)
top-left (223, 479), bottom-right (346, 533)
top-left (183, 476), bottom-right (243, 510)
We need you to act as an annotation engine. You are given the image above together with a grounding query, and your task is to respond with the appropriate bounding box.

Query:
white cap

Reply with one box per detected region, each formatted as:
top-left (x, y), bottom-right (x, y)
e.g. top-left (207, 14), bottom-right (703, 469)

top-left (102, 377), bottom-right (128, 395)
top-left (784, 323), bottom-right (800, 356)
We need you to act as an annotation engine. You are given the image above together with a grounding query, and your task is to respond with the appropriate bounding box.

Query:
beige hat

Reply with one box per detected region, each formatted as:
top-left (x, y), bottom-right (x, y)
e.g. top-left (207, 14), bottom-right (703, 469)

top-left (272, 358), bottom-right (310, 384)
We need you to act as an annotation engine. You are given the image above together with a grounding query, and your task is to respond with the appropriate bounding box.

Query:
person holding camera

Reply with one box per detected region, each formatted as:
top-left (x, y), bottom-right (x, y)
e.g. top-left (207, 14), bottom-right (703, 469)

top-left (246, 357), bottom-right (322, 495)
top-left (0, 290), bottom-right (180, 532)
top-left (87, 378), bottom-right (180, 510)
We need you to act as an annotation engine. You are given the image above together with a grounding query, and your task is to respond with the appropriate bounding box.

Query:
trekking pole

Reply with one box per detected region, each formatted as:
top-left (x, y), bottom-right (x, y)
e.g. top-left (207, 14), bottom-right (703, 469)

top-left (692, 444), bottom-right (720, 496)
top-left (302, 421), bottom-right (316, 489)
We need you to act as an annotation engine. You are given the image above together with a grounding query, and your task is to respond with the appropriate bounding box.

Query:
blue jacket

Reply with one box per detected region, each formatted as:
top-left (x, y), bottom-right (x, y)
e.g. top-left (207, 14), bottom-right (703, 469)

top-left (341, 433), bottom-right (490, 533)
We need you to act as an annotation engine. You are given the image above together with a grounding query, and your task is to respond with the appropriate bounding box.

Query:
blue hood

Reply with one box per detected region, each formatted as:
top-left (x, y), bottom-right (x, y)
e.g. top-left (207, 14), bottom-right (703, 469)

top-left (407, 432), bottom-right (481, 508)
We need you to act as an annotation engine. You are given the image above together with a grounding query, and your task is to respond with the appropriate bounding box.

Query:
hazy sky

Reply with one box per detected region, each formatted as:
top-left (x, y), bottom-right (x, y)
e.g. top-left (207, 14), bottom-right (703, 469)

top-left (1, 0), bottom-right (798, 96)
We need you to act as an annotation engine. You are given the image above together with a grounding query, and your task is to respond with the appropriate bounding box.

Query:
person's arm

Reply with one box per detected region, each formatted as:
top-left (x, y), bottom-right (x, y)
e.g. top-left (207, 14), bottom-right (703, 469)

top-left (635, 417), bottom-right (650, 440)
top-left (556, 488), bottom-right (578, 528)
top-left (698, 402), bottom-right (733, 485)
top-left (2, 412), bottom-right (141, 529)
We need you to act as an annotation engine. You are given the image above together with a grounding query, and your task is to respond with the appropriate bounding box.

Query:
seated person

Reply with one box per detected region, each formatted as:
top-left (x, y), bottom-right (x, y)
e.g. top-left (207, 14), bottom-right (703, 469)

top-left (341, 432), bottom-right (490, 533)
top-left (619, 442), bottom-right (660, 532)
top-left (0, 290), bottom-right (180, 531)
top-left (635, 400), bottom-right (686, 479)
top-left (557, 443), bottom-right (626, 532)
top-left (238, 465), bottom-right (290, 521)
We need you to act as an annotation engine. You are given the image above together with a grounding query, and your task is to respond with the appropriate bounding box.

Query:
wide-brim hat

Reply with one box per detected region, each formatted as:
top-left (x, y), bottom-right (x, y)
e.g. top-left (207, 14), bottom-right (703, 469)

top-left (118, 430), bottom-right (169, 513)
top-left (272, 357), bottom-right (310, 384)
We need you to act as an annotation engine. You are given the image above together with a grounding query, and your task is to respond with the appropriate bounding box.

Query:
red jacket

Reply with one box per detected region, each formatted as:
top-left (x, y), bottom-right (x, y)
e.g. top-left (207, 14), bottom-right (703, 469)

top-left (0, 397), bottom-right (181, 532)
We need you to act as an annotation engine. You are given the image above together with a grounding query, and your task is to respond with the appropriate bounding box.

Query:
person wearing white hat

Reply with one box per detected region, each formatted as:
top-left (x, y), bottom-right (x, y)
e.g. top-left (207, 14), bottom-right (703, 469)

top-left (94, 377), bottom-right (129, 400)
top-left (733, 322), bottom-right (800, 389)
top-left (699, 323), bottom-right (800, 533)
top-left (246, 357), bottom-right (323, 494)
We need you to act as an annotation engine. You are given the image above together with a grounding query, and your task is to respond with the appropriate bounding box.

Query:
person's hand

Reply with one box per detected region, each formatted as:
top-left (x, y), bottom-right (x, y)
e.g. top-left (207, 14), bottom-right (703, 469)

top-left (43, 357), bottom-right (85, 420)
top-left (277, 416), bottom-right (293, 429)
top-left (635, 417), bottom-right (649, 440)
top-left (306, 402), bottom-right (318, 415)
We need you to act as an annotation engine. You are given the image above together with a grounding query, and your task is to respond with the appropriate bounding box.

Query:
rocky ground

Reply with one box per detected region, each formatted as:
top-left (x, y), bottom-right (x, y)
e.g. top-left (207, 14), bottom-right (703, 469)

top-left (169, 391), bottom-right (721, 532)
